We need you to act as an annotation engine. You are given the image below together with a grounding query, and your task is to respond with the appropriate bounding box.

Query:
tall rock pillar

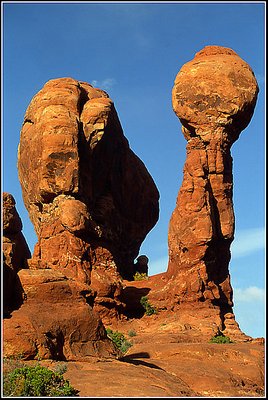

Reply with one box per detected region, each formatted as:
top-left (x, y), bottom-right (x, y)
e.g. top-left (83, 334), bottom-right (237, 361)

top-left (167, 46), bottom-right (258, 336)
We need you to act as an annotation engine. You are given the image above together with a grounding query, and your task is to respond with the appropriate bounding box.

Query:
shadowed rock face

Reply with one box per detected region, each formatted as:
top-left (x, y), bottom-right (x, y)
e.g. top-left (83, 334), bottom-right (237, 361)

top-left (3, 192), bottom-right (31, 316)
top-left (18, 78), bottom-right (159, 282)
top-left (165, 46), bottom-right (258, 335)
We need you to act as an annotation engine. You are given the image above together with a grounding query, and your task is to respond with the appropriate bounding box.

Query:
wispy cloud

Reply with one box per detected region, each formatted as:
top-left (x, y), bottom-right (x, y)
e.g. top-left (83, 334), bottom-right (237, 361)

top-left (233, 286), bottom-right (265, 303)
top-left (148, 227), bottom-right (265, 275)
top-left (91, 78), bottom-right (117, 91)
top-left (231, 227), bottom-right (265, 259)
top-left (233, 287), bottom-right (265, 338)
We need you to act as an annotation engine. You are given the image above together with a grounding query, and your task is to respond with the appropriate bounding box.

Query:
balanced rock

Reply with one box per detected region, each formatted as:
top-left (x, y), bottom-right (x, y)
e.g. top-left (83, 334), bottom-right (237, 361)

top-left (142, 46), bottom-right (259, 340)
top-left (2, 192), bottom-right (31, 316)
top-left (165, 46), bottom-right (259, 337)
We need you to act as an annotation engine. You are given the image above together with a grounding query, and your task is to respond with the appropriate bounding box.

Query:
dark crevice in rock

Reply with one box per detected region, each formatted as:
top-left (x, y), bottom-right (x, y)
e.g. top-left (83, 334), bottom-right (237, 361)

top-left (77, 84), bottom-right (90, 117)
top-left (23, 118), bottom-right (34, 125)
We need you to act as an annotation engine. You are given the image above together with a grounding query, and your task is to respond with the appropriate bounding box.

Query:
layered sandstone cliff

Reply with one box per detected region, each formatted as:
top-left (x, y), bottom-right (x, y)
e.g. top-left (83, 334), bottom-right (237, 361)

top-left (3, 195), bottom-right (118, 361)
top-left (3, 268), bottom-right (118, 361)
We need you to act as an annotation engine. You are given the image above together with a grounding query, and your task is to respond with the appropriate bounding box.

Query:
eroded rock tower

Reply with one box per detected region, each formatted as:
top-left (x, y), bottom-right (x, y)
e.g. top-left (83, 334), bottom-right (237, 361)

top-left (165, 45), bottom-right (259, 337)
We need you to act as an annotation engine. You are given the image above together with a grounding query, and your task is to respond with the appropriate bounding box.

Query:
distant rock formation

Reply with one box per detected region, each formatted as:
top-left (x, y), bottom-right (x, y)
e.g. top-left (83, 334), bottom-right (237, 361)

top-left (17, 78), bottom-right (159, 284)
top-left (3, 192), bottom-right (30, 316)
top-left (163, 46), bottom-right (258, 338)
top-left (134, 255), bottom-right (149, 275)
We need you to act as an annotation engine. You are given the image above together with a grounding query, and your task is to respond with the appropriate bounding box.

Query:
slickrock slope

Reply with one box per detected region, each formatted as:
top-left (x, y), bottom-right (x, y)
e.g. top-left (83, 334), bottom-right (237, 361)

top-left (4, 308), bottom-right (265, 397)
top-left (27, 327), bottom-right (265, 397)
top-left (3, 192), bottom-right (31, 316)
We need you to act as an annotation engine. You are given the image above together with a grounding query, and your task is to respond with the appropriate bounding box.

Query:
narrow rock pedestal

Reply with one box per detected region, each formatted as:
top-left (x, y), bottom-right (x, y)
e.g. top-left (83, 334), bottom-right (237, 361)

top-left (150, 46), bottom-right (259, 340)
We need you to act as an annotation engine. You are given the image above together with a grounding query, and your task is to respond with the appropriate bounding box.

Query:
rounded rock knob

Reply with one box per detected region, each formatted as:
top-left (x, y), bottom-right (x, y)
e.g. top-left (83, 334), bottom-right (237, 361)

top-left (172, 45), bottom-right (259, 143)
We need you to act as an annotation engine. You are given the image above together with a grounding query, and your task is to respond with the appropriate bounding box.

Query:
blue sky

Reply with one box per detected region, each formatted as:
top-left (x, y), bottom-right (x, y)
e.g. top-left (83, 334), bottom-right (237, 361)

top-left (2, 1), bottom-right (265, 338)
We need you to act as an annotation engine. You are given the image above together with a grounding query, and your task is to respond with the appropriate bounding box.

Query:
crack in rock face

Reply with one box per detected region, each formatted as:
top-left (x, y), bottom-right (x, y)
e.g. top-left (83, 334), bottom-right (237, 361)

top-left (166, 46), bottom-right (258, 335)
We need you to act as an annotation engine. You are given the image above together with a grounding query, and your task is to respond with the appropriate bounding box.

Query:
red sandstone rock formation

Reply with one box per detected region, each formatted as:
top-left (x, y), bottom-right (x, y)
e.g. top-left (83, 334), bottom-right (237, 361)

top-left (3, 193), bottom-right (117, 361)
top-left (122, 46), bottom-right (259, 340)
top-left (161, 46), bottom-right (258, 338)
top-left (4, 78), bottom-right (159, 360)
top-left (3, 192), bottom-right (31, 316)
top-left (18, 78), bottom-right (159, 284)
top-left (5, 46), bottom-right (258, 363)
top-left (3, 269), bottom-right (118, 361)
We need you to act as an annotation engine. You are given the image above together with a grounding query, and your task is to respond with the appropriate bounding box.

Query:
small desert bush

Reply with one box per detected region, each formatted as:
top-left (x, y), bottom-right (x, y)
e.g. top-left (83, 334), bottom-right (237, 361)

top-left (133, 272), bottom-right (148, 281)
top-left (128, 329), bottom-right (137, 337)
top-left (53, 362), bottom-right (68, 375)
top-left (140, 296), bottom-right (158, 316)
top-left (209, 332), bottom-right (233, 344)
top-left (106, 328), bottom-right (132, 354)
top-left (3, 363), bottom-right (79, 397)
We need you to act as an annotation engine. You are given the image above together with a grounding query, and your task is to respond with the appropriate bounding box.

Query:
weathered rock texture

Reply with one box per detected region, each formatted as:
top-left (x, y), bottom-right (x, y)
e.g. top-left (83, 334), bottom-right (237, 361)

top-left (18, 78), bottom-right (159, 284)
top-left (3, 269), bottom-right (118, 361)
top-left (3, 194), bottom-right (117, 361)
top-left (3, 192), bottom-right (31, 316)
top-left (162, 46), bottom-right (258, 337)
top-left (4, 78), bottom-right (159, 360)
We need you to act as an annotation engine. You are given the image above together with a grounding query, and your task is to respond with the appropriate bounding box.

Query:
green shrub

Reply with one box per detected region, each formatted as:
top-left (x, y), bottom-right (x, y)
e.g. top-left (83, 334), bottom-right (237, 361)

top-left (209, 332), bottom-right (233, 344)
top-left (128, 329), bottom-right (137, 337)
top-left (140, 296), bottom-right (158, 316)
top-left (3, 364), bottom-right (79, 397)
top-left (133, 272), bottom-right (148, 281)
top-left (106, 328), bottom-right (132, 354)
